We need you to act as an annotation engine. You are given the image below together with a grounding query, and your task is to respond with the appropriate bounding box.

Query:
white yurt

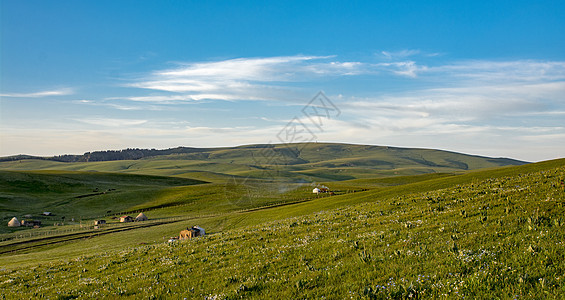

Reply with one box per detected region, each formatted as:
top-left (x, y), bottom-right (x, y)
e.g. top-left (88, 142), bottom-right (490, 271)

top-left (8, 217), bottom-right (20, 227)
top-left (313, 188), bottom-right (321, 194)
top-left (135, 212), bottom-right (148, 221)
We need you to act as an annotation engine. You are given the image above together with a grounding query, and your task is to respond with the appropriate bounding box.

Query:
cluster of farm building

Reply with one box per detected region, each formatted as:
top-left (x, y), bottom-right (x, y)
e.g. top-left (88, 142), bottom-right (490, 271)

top-left (6, 212), bottom-right (150, 228)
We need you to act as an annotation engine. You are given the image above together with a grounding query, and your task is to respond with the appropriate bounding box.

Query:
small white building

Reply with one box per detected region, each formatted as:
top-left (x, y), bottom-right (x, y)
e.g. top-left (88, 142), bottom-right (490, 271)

top-left (313, 188), bottom-right (321, 194)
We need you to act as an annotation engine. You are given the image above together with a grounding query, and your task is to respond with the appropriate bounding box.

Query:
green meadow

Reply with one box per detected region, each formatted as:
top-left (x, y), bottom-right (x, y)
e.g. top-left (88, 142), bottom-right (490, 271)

top-left (0, 144), bottom-right (563, 298)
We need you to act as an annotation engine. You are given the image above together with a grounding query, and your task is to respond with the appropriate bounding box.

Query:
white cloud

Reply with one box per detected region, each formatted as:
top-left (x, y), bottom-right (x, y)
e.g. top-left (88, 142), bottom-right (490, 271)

top-left (374, 61), bottom-right (427, 78)
top-left (120, 55), bottom-right (365, 103)
top-left (71, 99), bottom-right (171, 111)
top-left (154, 56), bottom-right (330, 80)
top-left (381, 49), bottom-right (421, 59)
top-left (74, 118), bottom-right (148, 127)
top-left (347, 81), bottom-right (565, 122)
top-left (115, 93), bottom-right (250, 102)
top-left (0, 88), bottom-right (74, 98)
top-left (427, 60), bottom-right (565, 82)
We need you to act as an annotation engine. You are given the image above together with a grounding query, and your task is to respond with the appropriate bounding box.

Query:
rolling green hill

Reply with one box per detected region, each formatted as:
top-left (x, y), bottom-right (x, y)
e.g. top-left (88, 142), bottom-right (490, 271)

top-left (0, 143), bottom-right (527, 183)
top-left (0, 143), bottom-right (531, 237)
top-left (0, 171), bottom-right (206, 233)
top-left (0, 158), bottom-right (563, 298)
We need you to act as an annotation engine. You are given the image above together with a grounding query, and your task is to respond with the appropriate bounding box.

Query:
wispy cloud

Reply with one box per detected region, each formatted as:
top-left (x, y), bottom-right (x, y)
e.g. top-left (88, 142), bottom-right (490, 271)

top-left (427, 60), bottom-right (565, 82)
top-left (71, 99), bottom-right (172, 111)
top-left (344, 83), bottom-right (565, 136)
top-left (153, 56), bottom-right (331, 81)
top-left (74, 118), bottom-right (148, 127)
top-left (120, 55), bottom-right (365, 103)
top-left (0, 88), bottom-right (74, 98)
top-left (380, 49), bottom-right (421, 59)
top-left (374, 61), bottom-right (427, 78)
top-left (112, 93), bottom-right (253, 103)
top-left (379, 49), bottom-right (443, 59)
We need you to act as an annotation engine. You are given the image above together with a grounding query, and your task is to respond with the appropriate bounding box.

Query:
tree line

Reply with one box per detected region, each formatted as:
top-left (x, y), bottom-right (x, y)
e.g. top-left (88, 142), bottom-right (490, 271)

top-left (0, 147), bottom-right (209, 162)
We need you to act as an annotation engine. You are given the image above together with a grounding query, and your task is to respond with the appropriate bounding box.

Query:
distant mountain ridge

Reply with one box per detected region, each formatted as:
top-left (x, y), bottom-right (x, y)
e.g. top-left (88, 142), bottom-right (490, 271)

top-left (0, 143), bottom-right (527, 165)
top-left (0, 143), bottom-right (528, 182)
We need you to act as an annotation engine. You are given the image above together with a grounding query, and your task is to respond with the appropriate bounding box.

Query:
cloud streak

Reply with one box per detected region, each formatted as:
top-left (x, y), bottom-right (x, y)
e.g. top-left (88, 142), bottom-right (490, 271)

top-left (427, 60), bottom-right (565, 82)
top-left (374, 61), bottom-right (426, 78)
top-left (0, 88), bottom-right (74, 98)
top-left (381, 49), bottom-right (421, 59)
top-left (74, 118), bottom-right (148, 127)
top-left (121, 55), bottom-right (365, 103)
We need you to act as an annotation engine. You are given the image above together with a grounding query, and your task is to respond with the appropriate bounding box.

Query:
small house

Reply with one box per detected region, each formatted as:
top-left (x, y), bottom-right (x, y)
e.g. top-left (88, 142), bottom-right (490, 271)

top-left (135, 213), bottom-right (148, 222)
top-left (119, 215), bottom-right (134, 223)
top-left (8, 217), bottom-right (20, 227)
top-left (179, 228), bottom-right (198, 240)
top-left (313, 186), bottom-right (329, 194)
top-left (94, 220), bottom-right (106, 226)
top-left (179, 226), bottom-right (205, 240)
top-left (42, 212), bottom-right (53, 216)
top-left (23, 214), bottom-right (33, 218)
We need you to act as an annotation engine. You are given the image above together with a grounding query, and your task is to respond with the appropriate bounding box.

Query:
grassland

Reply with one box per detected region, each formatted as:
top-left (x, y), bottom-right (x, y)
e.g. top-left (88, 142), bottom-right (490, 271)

top-left (0, 149), bottom-right (563, 298)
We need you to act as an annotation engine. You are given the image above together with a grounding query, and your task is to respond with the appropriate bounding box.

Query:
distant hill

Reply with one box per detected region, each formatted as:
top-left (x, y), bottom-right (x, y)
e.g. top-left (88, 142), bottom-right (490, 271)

top-left (0, 143), bottom-right (527, 165)
top-left (0, 143), bottom-right (527, 182)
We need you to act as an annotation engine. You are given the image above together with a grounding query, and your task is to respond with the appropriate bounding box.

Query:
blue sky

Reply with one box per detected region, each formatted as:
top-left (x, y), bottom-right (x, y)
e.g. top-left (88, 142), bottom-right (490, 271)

top-left (1, 0), bottom-right (564, 161)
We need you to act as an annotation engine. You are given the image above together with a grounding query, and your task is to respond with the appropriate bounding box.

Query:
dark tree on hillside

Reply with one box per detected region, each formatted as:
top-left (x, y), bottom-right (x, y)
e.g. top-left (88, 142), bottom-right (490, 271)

top-left (44, 147), bottom-right (209, 162)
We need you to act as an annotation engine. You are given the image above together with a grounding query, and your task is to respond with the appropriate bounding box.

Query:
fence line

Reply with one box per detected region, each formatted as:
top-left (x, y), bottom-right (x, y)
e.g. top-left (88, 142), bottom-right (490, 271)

top-left (0, 214), bottom-right (212, 243)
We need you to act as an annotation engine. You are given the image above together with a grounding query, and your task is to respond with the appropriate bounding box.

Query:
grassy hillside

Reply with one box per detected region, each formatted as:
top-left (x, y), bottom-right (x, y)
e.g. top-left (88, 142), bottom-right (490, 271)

top-left (0, 170), bottom-right (338, 236)
top-left (0, 143), bottom-right (526, 183)
top-left (0, 159), bottom-right (563, 298)
top-left (0, 171), bottom-right (206, 233)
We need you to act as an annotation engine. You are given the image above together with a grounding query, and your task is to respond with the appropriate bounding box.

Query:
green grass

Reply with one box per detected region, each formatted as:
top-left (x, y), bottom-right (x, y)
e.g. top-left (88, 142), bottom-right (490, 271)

top-left (0, 158), bottom-right (563, 298)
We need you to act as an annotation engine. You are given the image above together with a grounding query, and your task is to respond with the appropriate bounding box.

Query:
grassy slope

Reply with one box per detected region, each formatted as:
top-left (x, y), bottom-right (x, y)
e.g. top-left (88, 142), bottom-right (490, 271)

top-left (0, 159), bottom-right (563, 298)
top-left (0, 171), bottom-right (323, 232)
top-left (0, 170), bottom-right (206, 233)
